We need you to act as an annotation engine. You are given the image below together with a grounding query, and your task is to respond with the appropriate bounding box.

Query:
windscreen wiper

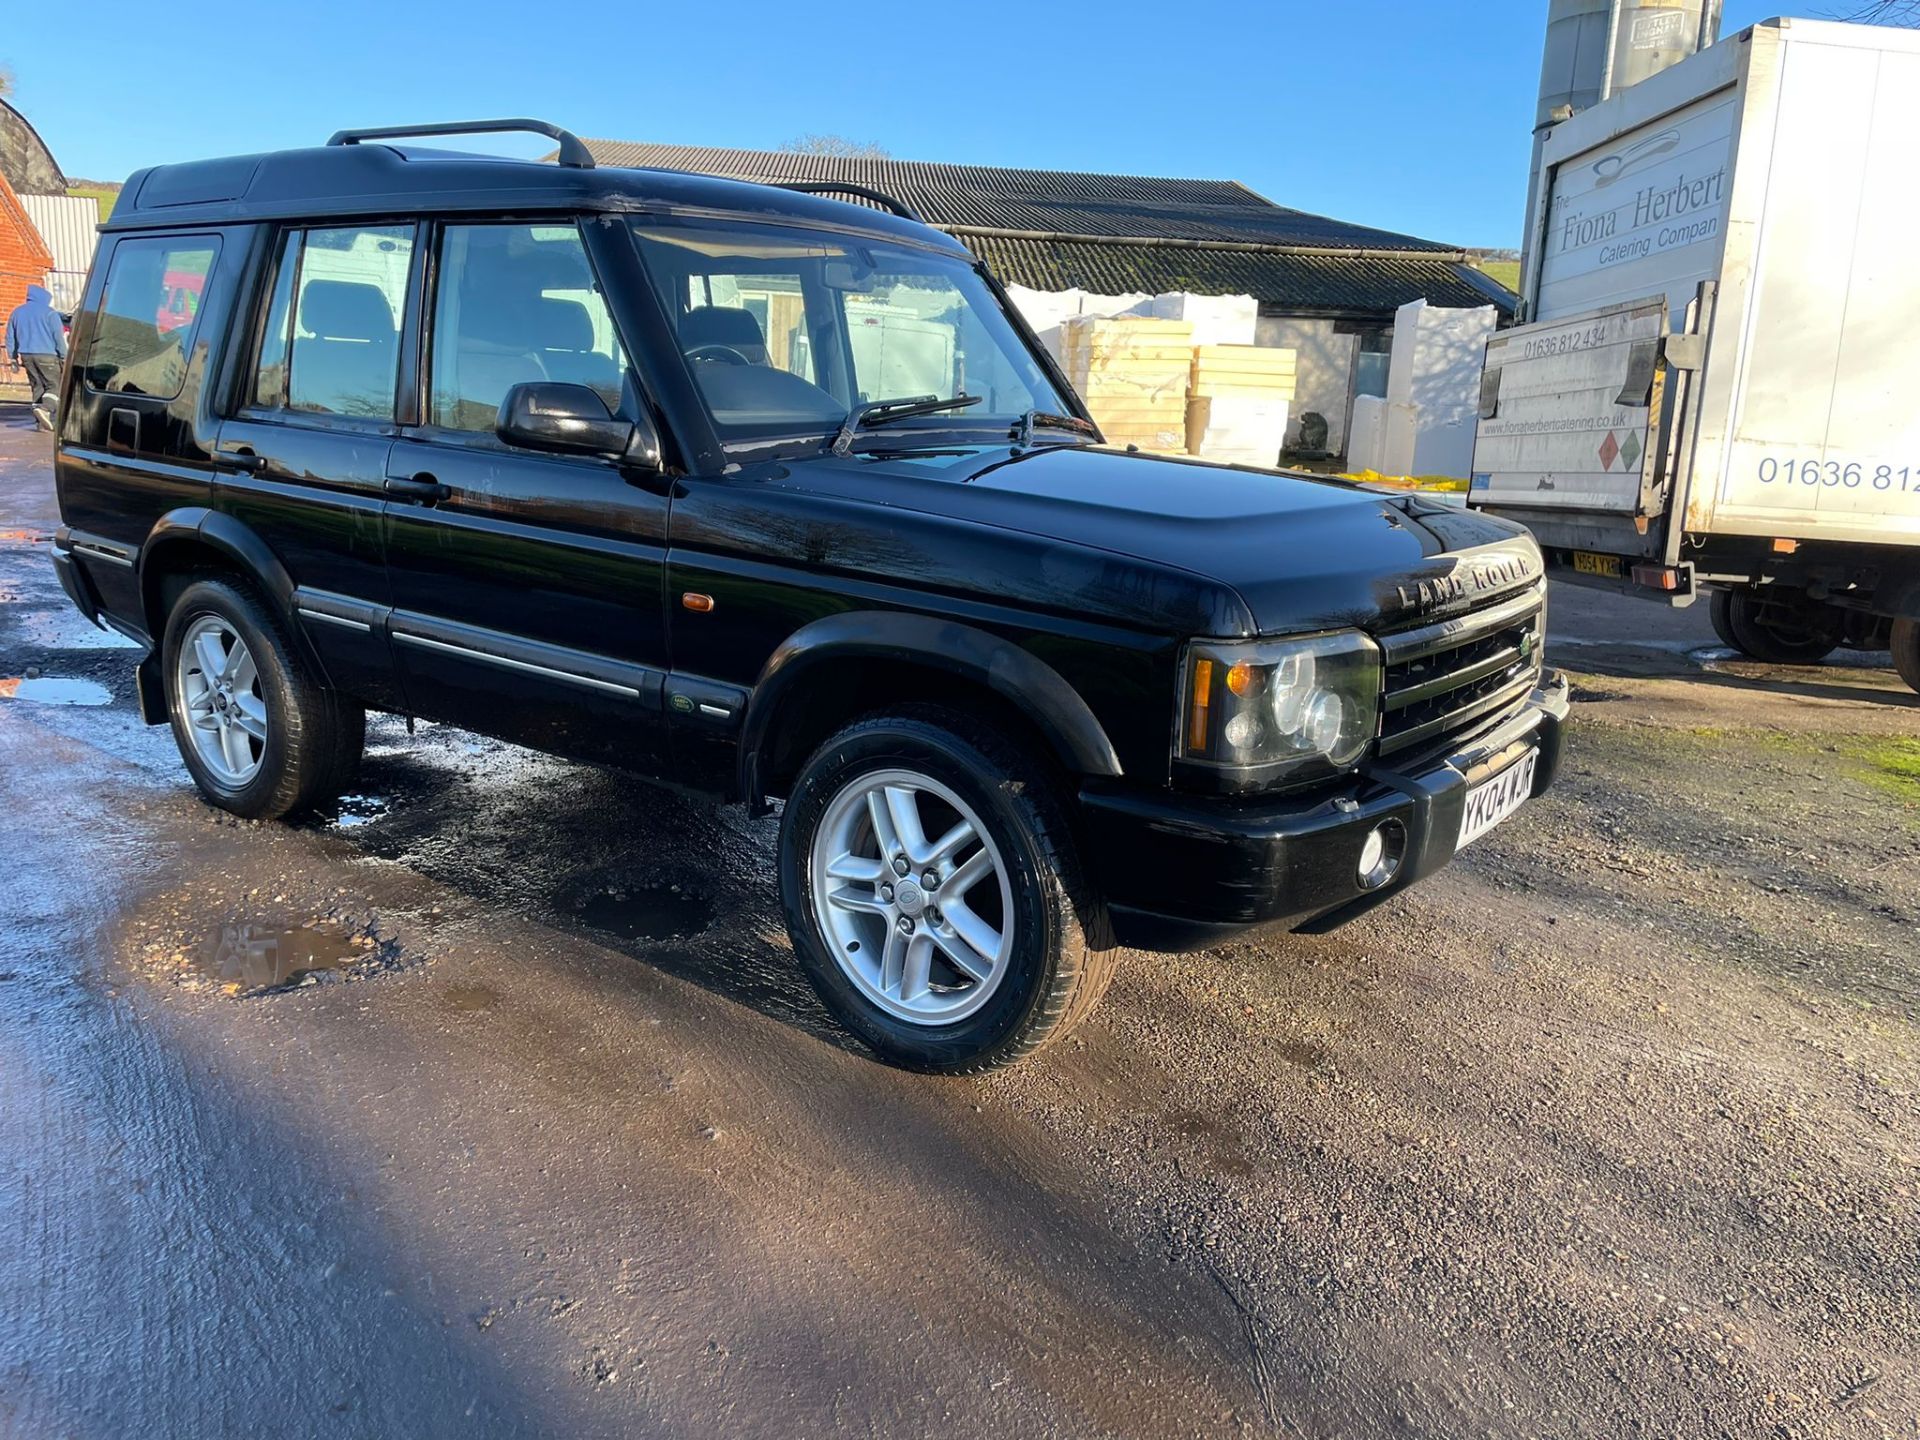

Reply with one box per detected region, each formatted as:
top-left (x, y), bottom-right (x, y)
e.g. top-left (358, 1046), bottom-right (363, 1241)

top-left (831, 394), bottom-right (984, 456)
top-left (1013, 409), bottom-right (1100, 447)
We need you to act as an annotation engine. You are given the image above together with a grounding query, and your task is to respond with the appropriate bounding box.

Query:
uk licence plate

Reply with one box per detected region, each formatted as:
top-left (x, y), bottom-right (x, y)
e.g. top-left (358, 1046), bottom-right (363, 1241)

top-left (1456, 748), bottom-right (1539, 850)
top-left (1571, 550), bottom-right (1623, 578)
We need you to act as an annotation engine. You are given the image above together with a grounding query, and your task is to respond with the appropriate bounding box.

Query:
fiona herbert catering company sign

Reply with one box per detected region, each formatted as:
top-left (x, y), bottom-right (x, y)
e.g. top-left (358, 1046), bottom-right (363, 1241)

top-left (1535, 91), bottom-right (1736, 322)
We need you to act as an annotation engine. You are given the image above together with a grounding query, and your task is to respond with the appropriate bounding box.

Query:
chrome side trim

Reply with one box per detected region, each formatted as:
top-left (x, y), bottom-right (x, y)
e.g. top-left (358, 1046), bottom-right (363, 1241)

top-left (298, 607), bottom-right (373, 634)
top-left (70, 538), bottom-right (137, 569)
top-left (392, 631), bottom-right (642, 698)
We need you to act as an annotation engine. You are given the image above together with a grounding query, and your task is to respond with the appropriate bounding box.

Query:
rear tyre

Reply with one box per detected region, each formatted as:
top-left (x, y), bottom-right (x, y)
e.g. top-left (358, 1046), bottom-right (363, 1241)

top-left (1707, 588), bottom-right (1743, 652)
top-left (1892, 618), bottom-right (1920, 694)
top-left (1710, 586), bottom-right (1839, 664)
top-left (161, 577), bottom-right (364, 820)
top-left (778, 704), bottom-right (1116, 1073)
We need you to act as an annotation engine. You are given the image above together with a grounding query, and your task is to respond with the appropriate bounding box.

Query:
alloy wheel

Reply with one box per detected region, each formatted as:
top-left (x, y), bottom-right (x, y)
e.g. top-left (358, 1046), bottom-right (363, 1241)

top-left (176, 614), bottom-right (267, 787)
top-left (809, 768), bottom-right (1015, 1024)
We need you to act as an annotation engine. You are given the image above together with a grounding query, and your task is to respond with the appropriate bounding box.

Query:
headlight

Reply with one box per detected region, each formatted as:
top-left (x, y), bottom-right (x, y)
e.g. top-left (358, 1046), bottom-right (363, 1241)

top-left (1177, 630), bottom-right (1380, 783)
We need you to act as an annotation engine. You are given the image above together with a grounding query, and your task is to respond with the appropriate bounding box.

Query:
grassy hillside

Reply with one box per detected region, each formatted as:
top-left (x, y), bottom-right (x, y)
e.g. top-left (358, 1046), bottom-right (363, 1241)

top-left (1474, 259), bottom-right (1521, 292)
top-left (65, 184), bottom-right (120, 221)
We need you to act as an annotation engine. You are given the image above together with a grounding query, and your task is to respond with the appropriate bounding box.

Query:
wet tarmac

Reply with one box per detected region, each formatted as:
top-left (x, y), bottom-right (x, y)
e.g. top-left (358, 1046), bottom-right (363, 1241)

top-left (3, 411), bottom-right (1918, 1437)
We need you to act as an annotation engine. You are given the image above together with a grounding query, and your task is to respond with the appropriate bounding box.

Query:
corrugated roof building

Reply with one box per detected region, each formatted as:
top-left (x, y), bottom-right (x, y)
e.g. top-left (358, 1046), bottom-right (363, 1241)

top-left (19, 193), bottom-right (97, 314)
top-left (573, 141), bottom-right (1514, 457)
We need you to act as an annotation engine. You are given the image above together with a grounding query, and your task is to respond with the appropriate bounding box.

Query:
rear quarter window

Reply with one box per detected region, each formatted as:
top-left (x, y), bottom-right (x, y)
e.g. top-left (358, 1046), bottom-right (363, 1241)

top-left (82, 236), bottom-right (220, 400)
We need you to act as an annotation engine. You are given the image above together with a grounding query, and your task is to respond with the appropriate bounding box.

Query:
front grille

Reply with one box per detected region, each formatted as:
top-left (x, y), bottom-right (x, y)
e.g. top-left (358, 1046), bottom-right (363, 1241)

top-left (1377, 582), bottom-right (1545, 758)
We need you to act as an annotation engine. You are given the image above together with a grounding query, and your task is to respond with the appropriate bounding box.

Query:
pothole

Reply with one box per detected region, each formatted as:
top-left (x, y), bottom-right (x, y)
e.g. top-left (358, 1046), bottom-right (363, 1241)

top-left (563, 875), bottom-right (715, 942)
top-left (194, 920), bottom-right (369, 993)
top-left (130, 913), bottom-right (404, 996)
top-left (0, 675), bottom-right (112, 705)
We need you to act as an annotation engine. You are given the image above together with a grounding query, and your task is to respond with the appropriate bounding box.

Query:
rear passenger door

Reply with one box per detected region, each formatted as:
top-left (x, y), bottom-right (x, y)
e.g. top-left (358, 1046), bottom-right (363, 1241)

top-left (380, 219), bottom-right (671, 767)
top-left (215, 222), bottom-right (419, 711)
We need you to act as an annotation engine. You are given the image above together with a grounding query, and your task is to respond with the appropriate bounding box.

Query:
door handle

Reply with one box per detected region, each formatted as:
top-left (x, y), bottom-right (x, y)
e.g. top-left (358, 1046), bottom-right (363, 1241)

top-left (219, 448), bottom-right (266, 473)
top-left (384, 473), bottom-right (449, 505)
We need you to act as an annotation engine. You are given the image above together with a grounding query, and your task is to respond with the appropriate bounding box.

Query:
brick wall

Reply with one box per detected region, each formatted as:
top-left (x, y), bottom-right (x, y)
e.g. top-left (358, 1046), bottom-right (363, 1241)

top-left (0, 169), bottom-right (55, 322)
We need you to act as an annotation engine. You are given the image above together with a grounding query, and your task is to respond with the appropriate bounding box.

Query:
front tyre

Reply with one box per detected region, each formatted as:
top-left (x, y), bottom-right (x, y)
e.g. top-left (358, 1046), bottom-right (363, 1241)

top-left (779, 705), bottom-right (1115, 1073)
top-left (161, 577), bottom-right (365, 820)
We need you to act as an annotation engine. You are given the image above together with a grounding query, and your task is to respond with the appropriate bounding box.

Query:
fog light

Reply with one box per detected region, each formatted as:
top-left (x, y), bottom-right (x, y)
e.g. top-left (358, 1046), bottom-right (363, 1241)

top-left (1357, 820), bottom-right (1406, 890)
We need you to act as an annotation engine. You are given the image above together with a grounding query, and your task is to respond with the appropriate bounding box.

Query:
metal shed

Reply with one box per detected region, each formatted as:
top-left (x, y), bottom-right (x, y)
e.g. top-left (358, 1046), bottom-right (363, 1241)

top-left (19, 193), bottom-right (98, 314)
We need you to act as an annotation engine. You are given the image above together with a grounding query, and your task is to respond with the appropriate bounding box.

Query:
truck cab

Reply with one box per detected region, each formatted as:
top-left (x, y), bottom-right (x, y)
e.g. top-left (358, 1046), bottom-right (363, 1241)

top-left (47, 120), bottom-right (1568, 1070)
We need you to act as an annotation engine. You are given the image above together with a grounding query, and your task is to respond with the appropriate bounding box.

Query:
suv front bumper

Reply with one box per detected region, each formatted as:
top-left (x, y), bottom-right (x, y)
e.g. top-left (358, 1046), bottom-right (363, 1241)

top-left (1078, 671), bottom-right (1570, 952)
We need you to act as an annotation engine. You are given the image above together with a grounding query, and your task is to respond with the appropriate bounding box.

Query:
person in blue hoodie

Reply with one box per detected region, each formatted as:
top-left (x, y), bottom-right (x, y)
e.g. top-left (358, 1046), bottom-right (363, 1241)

top-left (6, 284), bottom-right (67, 432)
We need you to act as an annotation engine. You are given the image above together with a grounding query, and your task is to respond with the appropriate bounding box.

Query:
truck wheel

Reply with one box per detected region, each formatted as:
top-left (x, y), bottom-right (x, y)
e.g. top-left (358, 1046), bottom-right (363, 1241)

top-left (1710, 587), bottom-right (1838, 664)
top-left (1892, 618), bottom-right (1920, 694)
top-left (161, 576), bottom-right (365, 820)
top-left (778, 704), bottom-right (1116, 1073)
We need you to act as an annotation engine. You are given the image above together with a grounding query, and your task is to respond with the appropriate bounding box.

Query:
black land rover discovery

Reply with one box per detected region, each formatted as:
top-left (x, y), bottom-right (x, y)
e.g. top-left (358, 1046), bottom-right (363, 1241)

top-left (48, 120), bottom-right (1568, 1071)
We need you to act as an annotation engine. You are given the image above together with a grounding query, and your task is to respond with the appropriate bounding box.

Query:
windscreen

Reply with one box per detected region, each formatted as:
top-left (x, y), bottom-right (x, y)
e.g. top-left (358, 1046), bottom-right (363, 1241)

top-left (630, 219), bottom-right (1068, 449)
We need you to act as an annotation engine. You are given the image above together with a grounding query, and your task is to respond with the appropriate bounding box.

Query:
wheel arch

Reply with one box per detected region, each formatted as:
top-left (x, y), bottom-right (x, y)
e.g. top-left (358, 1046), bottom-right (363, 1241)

top-left (739, 612), bottom-right (1123, 805)
top-left (139, 509), bottom-right (300, 631)
top-left (136, 510), bottom-right (325, 712)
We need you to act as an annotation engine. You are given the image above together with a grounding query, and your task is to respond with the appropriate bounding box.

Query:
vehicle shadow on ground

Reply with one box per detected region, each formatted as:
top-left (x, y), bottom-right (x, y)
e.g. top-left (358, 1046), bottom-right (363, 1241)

top-left (255, 731), bottom-right (1309, 1431)
top-left (298, 725), bottom-right (857, 1051)
top-left (12, 711), bottom-right (1287, 1436)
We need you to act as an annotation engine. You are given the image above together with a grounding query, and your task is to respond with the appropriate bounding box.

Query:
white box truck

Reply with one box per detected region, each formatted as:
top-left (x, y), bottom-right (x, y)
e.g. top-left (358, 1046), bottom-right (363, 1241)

top-left (1470, 17), bottom-right (1920, 690)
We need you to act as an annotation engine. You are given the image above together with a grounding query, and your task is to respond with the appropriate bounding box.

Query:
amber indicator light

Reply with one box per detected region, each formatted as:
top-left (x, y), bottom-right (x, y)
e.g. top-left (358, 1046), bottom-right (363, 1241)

top-left (1187, 659), bottom-right (1214, 752)
top-left (682, 592), bottom-right (715, 612)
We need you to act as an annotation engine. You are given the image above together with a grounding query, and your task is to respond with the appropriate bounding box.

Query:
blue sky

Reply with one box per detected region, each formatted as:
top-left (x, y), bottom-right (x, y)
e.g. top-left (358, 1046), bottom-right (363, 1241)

top-left (8, 0), bottom-right (1785, 248)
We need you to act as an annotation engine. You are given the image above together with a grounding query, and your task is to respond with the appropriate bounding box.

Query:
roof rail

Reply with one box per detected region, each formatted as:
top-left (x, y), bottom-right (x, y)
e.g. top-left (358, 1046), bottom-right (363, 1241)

top-left (325, 119), bottom-right (596, 169)
top-left (774, 181), bottom-right (922, 222)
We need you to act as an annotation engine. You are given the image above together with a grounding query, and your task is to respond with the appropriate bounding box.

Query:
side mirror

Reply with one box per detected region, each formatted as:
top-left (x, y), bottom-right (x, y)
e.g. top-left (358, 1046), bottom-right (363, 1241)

top-left (497, 382), bottom-right (644, 461)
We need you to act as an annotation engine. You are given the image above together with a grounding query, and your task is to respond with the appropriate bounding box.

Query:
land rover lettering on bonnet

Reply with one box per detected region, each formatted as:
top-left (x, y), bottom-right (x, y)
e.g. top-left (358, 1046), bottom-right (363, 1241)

top-left (46, 119), bottom-right (1569, 1071)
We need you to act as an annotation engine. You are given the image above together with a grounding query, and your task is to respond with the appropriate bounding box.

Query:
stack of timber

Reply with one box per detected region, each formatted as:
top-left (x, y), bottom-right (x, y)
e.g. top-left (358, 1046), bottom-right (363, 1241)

top-left (1058, 315), bottom-right (1194, 453)
top-left (1185, 345), bottom-right (1296, 466)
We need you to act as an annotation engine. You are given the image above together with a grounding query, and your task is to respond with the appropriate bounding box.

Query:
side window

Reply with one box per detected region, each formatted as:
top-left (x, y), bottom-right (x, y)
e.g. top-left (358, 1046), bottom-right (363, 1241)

top-left (250, 224), bottom-right (412, 420)
top-left (82, 236), bottom-right (219, 399)
top-left (429, 223), bottom-right (629, 433)
top-left (683, 272), bottom-right (815, 383)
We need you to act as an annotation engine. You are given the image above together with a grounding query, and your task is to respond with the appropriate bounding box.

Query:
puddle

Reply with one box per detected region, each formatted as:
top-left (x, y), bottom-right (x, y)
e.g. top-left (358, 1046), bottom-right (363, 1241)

top-left (194, 920), bottom-right (367, 993)
top-left (565, 878), bottom-right (715, 942)
top-left (0, 675), bottom-right (112, 705)
top-left (332, 793), bottom-right (391, 828)
top-left (1693, 644), bottom-right (1894, 673)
